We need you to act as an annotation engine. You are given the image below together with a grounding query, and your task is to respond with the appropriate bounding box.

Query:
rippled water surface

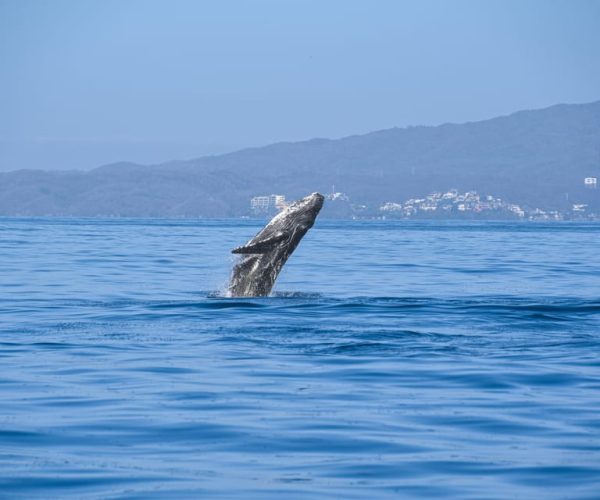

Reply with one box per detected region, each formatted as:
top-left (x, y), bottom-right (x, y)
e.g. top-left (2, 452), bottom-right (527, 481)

top-left (1, 218), bottom-right (599, 498)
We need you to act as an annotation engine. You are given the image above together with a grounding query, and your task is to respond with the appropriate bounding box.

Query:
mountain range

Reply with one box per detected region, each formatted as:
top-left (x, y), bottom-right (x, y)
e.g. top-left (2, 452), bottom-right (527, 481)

top-left (1, 101), bottom-right (599, 217)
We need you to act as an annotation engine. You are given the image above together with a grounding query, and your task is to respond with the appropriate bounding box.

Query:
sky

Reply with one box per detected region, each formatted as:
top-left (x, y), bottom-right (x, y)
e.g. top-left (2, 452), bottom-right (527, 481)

top-left (1, 0), bottom-right (599, 171)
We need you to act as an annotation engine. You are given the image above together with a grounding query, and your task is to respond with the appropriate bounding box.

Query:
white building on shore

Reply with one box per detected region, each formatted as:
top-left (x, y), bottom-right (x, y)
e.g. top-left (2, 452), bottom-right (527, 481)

top-left (250, 194), bottom-right (287, 213)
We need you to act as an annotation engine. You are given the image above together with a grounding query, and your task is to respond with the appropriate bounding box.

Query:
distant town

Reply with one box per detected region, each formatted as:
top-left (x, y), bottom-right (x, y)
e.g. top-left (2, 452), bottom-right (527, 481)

top-left (2, 102), bottom-right (599, 219)
top-left (250, 176), bottom-right (599, 221)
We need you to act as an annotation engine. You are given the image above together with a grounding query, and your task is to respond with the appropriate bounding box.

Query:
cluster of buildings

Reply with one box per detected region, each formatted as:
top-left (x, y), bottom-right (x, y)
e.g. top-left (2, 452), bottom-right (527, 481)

top-left (380, 190), bottom-right (526, 219)
top-left (327, 191), bottom-right (349, 202)
top-left (527, 208), bottom-right (565, 221)
top-left (250, 190), bottom-right (350, 215)
top-left (249, 180), bottom-right (598, 220)
top-left (529, 203), bottom-right (597, 221)
top-left (250, 194), bottom-right (287, 214)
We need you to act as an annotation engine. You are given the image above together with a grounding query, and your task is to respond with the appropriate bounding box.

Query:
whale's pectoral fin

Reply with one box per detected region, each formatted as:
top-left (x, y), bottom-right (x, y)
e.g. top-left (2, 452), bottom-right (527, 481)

top-left (231, 233), bottom-right (286, 254)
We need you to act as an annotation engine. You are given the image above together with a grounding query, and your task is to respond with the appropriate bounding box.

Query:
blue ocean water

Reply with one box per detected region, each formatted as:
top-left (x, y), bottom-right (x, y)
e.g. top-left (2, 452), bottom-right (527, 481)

top-left (1, 218), bottom-right (599, 499)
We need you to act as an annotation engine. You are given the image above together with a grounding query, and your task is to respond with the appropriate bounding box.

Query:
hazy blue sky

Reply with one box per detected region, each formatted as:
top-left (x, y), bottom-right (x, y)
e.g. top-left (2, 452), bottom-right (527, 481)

top-left (1, 0), bottom-right (599, 171)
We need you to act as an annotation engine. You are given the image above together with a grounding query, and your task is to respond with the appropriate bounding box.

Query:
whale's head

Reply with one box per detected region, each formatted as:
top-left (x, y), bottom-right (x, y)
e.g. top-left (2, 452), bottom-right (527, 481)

top-left (231, 192), bottom-right (324, 256)
top-left (283, 192), bottom-right (325, 231)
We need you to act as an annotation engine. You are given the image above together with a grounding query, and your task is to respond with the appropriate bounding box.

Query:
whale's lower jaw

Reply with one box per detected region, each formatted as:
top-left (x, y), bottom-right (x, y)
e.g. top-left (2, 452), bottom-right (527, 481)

top-left (228, 193), bottom-right (324, 297)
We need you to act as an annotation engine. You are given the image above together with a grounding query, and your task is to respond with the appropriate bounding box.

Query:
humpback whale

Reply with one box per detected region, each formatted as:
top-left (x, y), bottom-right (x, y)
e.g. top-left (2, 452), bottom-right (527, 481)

top-left (229, 192), bottom-right (324, 297)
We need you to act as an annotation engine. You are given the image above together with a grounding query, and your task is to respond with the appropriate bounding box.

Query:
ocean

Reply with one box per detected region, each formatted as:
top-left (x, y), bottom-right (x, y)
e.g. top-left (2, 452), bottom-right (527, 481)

top-left (1, 218), bottom-right (599, 498)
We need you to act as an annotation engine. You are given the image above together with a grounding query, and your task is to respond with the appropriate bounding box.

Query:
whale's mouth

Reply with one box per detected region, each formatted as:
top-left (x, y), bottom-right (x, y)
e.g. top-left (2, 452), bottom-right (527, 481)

top-left (289, 192), bottom-right (324, 224)
top-left (303, 192), bottom-right (325, 212)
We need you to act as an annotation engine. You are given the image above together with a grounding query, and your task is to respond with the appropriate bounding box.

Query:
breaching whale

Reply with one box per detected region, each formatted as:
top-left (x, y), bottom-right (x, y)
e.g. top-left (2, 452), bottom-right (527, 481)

top-left (229, 192), bottom-right (325, 297)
